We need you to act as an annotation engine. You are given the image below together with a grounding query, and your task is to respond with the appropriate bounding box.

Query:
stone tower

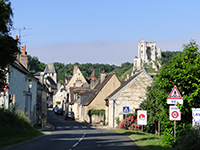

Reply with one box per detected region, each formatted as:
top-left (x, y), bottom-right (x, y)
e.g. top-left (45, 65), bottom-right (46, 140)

top-left (133, 40), bottom-right (161, 73)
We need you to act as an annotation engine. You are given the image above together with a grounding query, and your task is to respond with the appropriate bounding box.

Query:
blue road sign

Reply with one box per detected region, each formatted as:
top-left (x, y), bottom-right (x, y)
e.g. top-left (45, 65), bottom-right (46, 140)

top-left (123, 106), bottom-right (129, 114)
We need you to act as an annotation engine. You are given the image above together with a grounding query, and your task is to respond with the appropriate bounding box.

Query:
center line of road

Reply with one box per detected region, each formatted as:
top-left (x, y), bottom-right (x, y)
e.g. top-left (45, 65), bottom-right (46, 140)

top-left (72, 133), bottom-right (86, 148)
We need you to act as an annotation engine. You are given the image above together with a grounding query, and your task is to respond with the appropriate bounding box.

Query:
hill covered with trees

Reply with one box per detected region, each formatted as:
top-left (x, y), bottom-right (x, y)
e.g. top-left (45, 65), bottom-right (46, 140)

top-left (27, 51), bottom-right (182, 83)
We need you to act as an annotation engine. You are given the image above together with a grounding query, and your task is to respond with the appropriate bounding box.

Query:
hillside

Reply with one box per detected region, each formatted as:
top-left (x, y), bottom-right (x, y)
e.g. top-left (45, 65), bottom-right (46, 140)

top-left (27, 51), bottom-right (182, 83)
top-left (0, 108), bottom-right (42, 147)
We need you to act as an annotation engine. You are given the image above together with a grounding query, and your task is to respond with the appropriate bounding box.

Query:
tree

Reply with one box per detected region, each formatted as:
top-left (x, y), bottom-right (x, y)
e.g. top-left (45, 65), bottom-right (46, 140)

top-left (28, 55), bottom-right (46, 72)
top-left (0, 0), bottom-right (20, 89)
top-left (140, 40), bottom-right (200, 145)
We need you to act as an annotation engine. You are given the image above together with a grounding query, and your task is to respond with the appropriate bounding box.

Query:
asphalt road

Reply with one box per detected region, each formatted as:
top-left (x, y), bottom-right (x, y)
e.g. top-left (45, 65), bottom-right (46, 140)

top-left (6, 110), bottom-right (139, 150)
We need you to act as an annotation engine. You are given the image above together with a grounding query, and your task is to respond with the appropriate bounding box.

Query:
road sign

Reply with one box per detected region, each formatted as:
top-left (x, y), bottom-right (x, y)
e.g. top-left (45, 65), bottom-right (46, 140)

top-left (36, 102), bottom-right (41, 108)
top-left (167, 86), bottom-right (183, 104)
top-left (192, 108), bottom-right (200, 127)
top-left (169, 105), bottom-right (181, 121)
top-left (137, 110), bottom-right (147, 125)
top-left (123, 106), bottom-right (129, 113)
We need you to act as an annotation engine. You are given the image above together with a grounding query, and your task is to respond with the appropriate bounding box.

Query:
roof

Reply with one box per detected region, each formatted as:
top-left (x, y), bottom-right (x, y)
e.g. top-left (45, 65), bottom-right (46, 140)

top-left (106, 69), bottom-right (154, 100)
top-left (44, 63), bottom-right (56, 73)
top-left (12, 61), bottom-right (38, 81)
top-left (90, 69), bottom-right (97, 79)
top-left (69, 87), bottom-right (96, 105)
top-left (82, 72), bottom-right (117, 106)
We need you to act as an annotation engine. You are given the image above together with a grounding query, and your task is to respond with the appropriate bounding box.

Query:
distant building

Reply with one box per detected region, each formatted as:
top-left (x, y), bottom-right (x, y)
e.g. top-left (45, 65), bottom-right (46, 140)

top-left (133, 40), bottom-right (161, 73)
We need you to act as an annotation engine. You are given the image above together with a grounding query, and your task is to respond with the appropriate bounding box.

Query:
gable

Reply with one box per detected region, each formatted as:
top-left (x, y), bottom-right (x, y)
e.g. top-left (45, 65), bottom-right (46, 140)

top-left (87, 73), bottom-right (121, 109)
top-left (66, 68), bottom-right (88, 89)
top-left (110, 70), bottom-right (153, 100)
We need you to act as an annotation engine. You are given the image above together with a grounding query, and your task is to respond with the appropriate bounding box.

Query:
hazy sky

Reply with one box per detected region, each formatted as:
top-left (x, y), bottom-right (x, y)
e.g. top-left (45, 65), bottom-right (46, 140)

top-left (10, 0), bottom-right (200, 66)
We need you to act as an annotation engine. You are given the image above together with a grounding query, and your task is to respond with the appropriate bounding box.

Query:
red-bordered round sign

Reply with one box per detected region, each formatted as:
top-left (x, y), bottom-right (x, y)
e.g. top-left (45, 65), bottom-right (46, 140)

top-left (171, 111), bottom-right (179, 118)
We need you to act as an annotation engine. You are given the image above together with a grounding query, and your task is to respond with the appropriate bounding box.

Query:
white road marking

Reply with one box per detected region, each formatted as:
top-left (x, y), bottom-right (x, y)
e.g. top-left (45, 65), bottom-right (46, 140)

top-left (72, 133), bottom-right (86, 148)
top-left (74, 126), bottom-right (79, 128)
top-left (65, 126), bottom-right (70, 128)
top-left (82, 126), bottom-right (87, 128)
top-left (57, 127), bottom-right (62, 129)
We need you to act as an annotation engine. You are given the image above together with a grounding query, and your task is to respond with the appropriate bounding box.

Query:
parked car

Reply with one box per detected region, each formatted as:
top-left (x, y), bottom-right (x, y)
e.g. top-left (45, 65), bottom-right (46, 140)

top-left (54, 107), bottom-right (63, 115)
top-left (65, 111), bottom-right (75, 120)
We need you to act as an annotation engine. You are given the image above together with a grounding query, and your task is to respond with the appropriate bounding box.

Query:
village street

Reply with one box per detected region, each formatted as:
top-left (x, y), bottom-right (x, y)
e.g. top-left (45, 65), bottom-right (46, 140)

top-left (5, 109), bottom-right (139, 150)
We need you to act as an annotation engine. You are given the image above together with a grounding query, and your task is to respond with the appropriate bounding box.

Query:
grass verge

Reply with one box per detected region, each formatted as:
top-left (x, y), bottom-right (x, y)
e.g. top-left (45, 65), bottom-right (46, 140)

top-left (110, 129), bottom-right (173, 150)
top-left (0, 108), bottom-right (43, 148)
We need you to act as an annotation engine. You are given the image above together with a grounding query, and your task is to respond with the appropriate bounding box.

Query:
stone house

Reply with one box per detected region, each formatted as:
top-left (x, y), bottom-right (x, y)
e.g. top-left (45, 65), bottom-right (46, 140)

top-left (63, 66), bottom-right (89, 112)
top-left (105, 69), bottom-right (154, 127)
top-left (76, 71), bottom-right (121, 123)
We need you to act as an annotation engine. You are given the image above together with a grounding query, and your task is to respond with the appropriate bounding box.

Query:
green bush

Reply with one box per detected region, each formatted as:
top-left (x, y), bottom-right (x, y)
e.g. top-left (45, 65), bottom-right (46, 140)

top-left (56, 101), bottom-right (61, 104)
top-left (116, 117), bottom-right (119, 126)
top-left (173, 125), bottom-right (200, 150)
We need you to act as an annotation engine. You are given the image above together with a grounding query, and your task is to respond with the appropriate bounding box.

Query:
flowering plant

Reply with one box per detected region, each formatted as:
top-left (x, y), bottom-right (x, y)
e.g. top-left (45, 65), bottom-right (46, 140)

top-left (100, 120), bottom-right (103, 122)
top-left (118, 115), bottom-right (140, 131)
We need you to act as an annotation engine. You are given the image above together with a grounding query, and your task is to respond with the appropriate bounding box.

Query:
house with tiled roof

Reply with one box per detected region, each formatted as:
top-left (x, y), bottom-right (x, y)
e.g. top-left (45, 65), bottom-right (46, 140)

top-left (105, 69), bottom-right (154, 127)
top-left (77, 71), bottom-right (121, 123)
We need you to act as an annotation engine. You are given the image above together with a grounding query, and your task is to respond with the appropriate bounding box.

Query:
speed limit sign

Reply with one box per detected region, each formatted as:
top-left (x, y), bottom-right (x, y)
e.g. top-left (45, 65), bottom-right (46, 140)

top-left (169, 106), bottom-right (181, 121)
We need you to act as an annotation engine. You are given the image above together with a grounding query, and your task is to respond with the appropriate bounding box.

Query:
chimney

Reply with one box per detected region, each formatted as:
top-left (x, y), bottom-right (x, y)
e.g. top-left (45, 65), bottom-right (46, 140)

top-left (19, 45), bottom-right (28, 69)
top-left (100, 70), bottom-right (106, 83)
top-left (22, 45), bottom-right (27, 55)
top-left (15, 35), bottom-right (18, 40)
top-left (73, 65), bottom-right (78, 74)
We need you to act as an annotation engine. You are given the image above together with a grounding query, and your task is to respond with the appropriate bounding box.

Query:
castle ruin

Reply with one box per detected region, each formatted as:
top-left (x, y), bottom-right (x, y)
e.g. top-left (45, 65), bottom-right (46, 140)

top-left (133, 40), bottom-right (161, 73)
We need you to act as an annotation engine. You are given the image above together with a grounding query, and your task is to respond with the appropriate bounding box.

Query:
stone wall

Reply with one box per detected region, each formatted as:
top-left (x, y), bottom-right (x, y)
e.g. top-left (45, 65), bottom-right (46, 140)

top-left (108, 72), bottom-right (153, 127)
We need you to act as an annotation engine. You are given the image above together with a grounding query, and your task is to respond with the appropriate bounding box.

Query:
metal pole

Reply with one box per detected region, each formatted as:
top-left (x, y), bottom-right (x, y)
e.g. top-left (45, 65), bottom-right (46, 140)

top-left (174, 121), bottom-right (176, 143)
top-left (113, 100), bottom-right (115, 128)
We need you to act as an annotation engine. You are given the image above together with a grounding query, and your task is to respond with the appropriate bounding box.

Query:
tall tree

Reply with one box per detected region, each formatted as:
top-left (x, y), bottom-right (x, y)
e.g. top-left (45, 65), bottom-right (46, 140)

top-left (140, 40), bottom-right (200, 144)
top-left (0, 0), bottom-right (20, 89)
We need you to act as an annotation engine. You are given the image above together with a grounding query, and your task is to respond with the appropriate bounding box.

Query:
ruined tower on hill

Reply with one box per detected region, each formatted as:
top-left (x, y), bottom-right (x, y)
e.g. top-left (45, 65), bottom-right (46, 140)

top-left (132, 40), bottom-right (161, 74)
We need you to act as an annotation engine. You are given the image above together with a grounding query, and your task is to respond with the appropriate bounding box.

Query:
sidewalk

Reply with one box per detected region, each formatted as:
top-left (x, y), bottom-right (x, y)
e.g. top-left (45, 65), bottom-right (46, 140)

top-left (38, 122), bottom-right (55, 131)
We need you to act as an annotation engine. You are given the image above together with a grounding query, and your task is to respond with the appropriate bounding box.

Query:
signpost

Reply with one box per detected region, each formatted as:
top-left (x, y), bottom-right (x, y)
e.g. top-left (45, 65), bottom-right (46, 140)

top-left (167, 86), bottom-right (182, 143)
top-left (36, 102), bottom-right (41, 108)
top-left (167, 86), bottom-right (183, 105)
top-left (123, 106), bottom-right (129, 114)
top-left (192, 108), bottom-right (200, 127)
top-left (169, 105), bottom-right (181, 121)
top-left (137, 110), bottom-right (147, 132)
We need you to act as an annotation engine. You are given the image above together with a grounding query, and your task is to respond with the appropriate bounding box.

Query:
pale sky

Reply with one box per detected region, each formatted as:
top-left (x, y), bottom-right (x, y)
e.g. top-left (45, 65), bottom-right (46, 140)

top-left (10, 0), bottom-right (200, 66)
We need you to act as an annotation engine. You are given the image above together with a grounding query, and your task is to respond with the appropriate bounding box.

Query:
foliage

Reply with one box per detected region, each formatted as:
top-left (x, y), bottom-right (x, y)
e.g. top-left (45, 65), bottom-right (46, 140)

top-left (140, 40), bottom-right (200, 145)
top-left (111, 129), bottom-right (173, 150)
top-left (0, 0), bottom-right (20, 89)
top-left (123, 113), bottom-right (134, 119)
top-left (173, 126), bottom-right (200, 150)
top-left (116, 117), bottom-right (119, 126)
top-left (0, 108), bottom-right (42, 147)
top-left (161, 51), bottom-right (182, 66)
top-left (118, 114), bottom-right (140, 131)
top-left (28, 55), bottom-right (46, 72)
top-left (56, 101), bottom-right (61, 104)
top-left (87, 109), bottom-right (105, 116)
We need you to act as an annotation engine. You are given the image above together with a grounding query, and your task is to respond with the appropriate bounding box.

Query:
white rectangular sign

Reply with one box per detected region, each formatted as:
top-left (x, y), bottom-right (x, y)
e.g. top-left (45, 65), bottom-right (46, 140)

top-left (137, 110), bottom-right (147, 125)
top-left (167, 99), bottom-right (183, 105)
top-left (169, 105), bottom-right (181, 121)
top-left (192, 108), bottom-right (200, 127)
